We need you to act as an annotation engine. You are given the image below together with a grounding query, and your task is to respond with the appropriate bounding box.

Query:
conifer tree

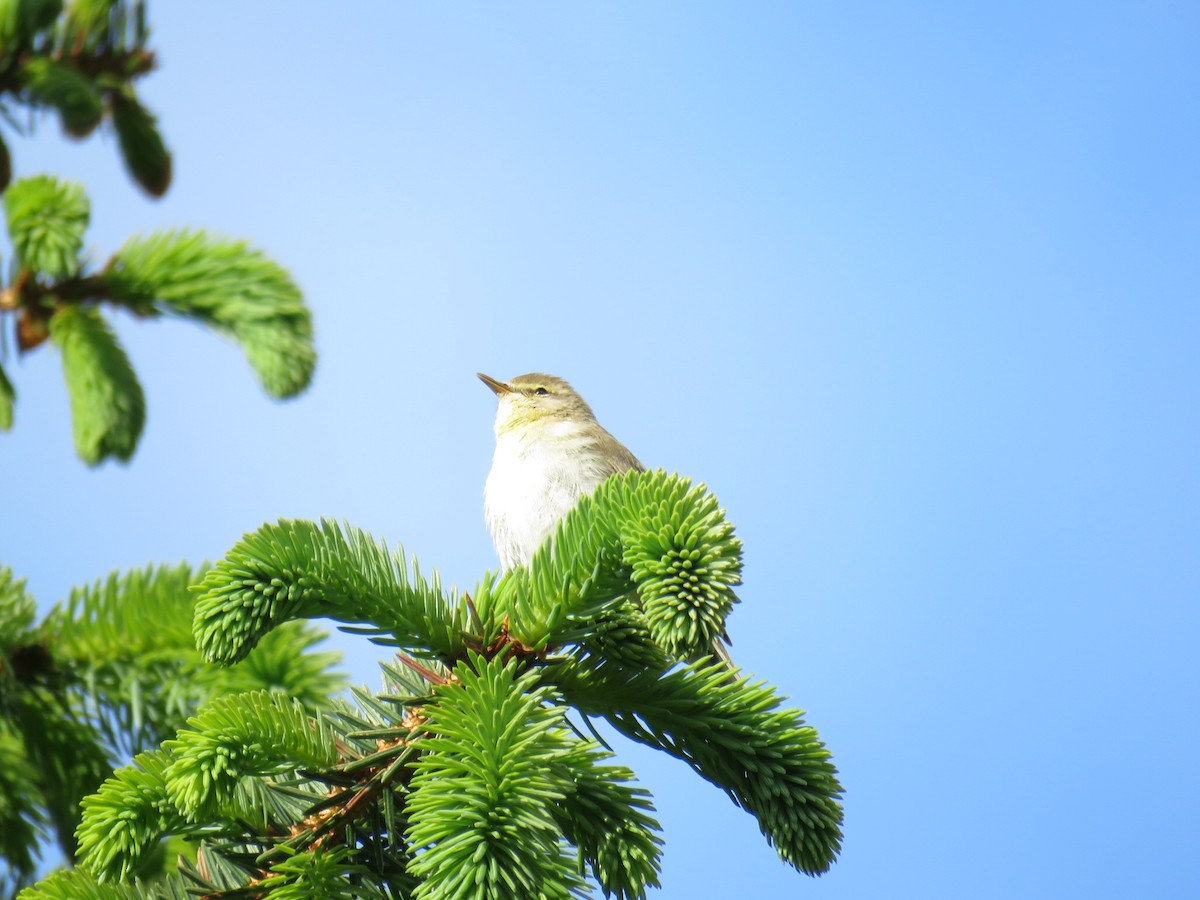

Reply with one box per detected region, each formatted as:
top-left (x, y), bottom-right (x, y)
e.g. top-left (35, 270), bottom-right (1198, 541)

top-left (16, 471), bottom-right (844, 899)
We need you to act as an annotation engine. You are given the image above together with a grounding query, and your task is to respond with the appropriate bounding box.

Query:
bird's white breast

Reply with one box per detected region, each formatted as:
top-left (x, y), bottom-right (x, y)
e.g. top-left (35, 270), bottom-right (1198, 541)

top-left (484, 421), bottom-right (611, 570)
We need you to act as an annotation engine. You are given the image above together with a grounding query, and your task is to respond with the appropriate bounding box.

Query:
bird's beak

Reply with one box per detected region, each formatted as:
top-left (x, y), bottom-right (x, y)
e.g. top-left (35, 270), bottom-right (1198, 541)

top-left (477, 372), bottom-right (512, 395)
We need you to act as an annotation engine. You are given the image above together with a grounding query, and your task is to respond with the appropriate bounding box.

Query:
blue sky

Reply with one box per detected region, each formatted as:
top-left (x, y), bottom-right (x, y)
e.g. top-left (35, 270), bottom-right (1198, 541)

top-left (3, 2), bottom-right (1198, 896)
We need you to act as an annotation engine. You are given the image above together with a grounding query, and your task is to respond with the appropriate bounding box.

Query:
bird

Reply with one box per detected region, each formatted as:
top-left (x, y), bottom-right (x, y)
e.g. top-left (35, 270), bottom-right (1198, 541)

top-left (478, 371), bottom-right (731, 665)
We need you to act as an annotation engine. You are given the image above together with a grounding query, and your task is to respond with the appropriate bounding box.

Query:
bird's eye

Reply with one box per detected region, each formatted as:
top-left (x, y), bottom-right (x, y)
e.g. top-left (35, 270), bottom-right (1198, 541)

top-left (533, 387), bottom-right (549, 396)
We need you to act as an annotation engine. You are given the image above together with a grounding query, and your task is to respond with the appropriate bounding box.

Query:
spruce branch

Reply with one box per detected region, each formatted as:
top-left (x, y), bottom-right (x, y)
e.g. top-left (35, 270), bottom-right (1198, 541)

top-left (0, 358), bottom-right (15, 429)
top-left (0, 0), bottom-right (61, 50)
top-left (77, 679), bottom-right (419, 892)
top-left (106, 229), bottom-right (315, 397)
top-left (0, 132), bottom-right (10, 191)
top-left (0, 1), bottom-right (164, 194)
top-left (49, 304), bottom-right (145, 464)
top-left (161, 691), bottom-right (339, 820)
top-left (47, 563), bottom-right (198, 663)
top-left (481, 469), bottom-right (742, 660)
top-left (614, 473), bottom-right (741, 659)
top-left (15, 867), bottom-right (194, 900)
top-left (18, 56), bottom-right (104, 137)
top-left (405, 653), bottom-right (588, 900)
top-left (576, 605), bottom-right (668, 671)
top-left (251, 847), bottom-right (386, 900)
top-left (550, 657), bottom-right (844, 876)
top-left (203, 622), bottom-right (344, 710)
top-left (75, 750), bottom-right (186, 883)
top-left (59, 0), bottom-right (152, 63)
top-left (0, 566), bottom-right (37, 653)
top-left (548, 747), bottom-right (663, 900)
top-left (192, 519), bottom-right (470, 666)
top-left (0, 561), bottom-right (346, 883)
top-left (0, 176), bottom-right (316, 459)
top-left (44, 477), bottom-right (842, 895)
top-left (6, 692), bottom-right (112, 862)
top-left (109, 88), bottom-right (169, 196)
top-left (0, 727), bottom-right (45, 893)
top-left (41, 561), bottom-right (345, 757)
top-left (64, 0), bottom-right (121, 42)
top-left (4, 174), bottom-right (89, 278)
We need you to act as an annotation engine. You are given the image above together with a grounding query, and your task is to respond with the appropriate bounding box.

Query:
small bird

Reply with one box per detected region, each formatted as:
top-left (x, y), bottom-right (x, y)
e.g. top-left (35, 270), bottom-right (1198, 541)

top-left (479, 371), bottom-right (731, 664)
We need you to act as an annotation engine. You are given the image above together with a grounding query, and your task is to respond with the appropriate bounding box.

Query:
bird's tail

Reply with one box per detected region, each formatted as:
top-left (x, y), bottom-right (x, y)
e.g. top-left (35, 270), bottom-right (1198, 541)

top-left (686, 632), bottom-right (735, 675)
top-left (709, 634), bottom-right (734, 668)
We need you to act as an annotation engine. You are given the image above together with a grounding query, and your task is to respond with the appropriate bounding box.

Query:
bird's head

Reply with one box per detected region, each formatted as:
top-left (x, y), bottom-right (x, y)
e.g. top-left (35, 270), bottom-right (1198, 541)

top-left (477, 372), bottom-right (598, 435)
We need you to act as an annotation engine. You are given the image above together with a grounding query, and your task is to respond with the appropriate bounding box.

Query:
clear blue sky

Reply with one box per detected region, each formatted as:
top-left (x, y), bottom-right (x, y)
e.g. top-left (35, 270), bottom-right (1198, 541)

top-left (3, 3), bottom-right (1198, 897)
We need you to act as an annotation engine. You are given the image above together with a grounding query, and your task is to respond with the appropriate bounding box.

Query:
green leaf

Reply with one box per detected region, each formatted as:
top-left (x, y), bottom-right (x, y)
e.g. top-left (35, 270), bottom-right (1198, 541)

top-left (20, 57), bottom-right (104, 137)
top-left (110, 90), bottom-right (171, 197)
top-left (0, 359), bottom-right (14, 430)
top-left (49, 305), bottom-right (145, 465)
top-left (106, 229), bottom-right (315, 397)
top-left (4, 175), bottom-right (89, 278)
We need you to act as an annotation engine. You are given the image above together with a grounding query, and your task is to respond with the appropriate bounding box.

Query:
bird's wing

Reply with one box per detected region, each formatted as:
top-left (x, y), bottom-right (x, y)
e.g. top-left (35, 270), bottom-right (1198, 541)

top-left (595, 429), bottom-right (644, 475)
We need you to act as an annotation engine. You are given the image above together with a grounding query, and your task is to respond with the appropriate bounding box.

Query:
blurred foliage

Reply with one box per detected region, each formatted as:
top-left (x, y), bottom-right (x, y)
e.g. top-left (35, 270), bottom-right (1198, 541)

top-left (0, 0), bottom-right (166, 195)
top-left (0, 2), bottom-right (317, 465)
top-left (0, 564), bottom-right (346, 894)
